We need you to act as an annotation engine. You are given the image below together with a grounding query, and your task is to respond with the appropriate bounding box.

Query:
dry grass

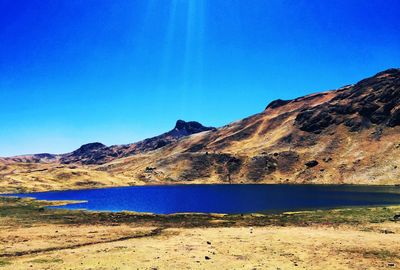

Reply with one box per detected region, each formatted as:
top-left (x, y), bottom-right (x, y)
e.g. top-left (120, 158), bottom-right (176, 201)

top-left (0, 197), bottom-right (400, 269)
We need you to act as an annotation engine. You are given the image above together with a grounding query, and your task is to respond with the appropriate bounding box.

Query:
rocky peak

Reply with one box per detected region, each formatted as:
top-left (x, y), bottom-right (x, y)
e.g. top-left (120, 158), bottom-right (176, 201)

top-left (174, 120), bottom-right (215, 134)
top-left (75, 142), bottom-right (106, 153)
top-left (58, 121), bottom-right (215, 165)
top-left (265, 99), bottom-right (291, 110)
top-left (59, 142), bottom-right (108, 165)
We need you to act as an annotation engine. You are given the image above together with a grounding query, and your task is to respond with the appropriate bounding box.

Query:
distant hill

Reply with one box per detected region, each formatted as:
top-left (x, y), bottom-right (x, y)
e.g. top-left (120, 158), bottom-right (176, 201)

top-left (59, 120), bottom-right (216, 165)
top-left (6, 120), bottom-right (216, 165)
top-left (1, 69), bottom-right (399, 193)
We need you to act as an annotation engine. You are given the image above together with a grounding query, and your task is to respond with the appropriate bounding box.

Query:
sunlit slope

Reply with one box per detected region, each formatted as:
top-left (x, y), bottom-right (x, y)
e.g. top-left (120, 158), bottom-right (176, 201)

top-left (1, 69), bottom-right (399, 192)
top-left (0, 160), bottom-right (136, 193)
top-left (100, 69), bottom-right (400, 185)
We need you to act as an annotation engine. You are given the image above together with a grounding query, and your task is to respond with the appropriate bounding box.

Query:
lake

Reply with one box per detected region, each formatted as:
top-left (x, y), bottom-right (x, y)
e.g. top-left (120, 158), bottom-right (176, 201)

top-left (7, 184), bottom-right (400, 214)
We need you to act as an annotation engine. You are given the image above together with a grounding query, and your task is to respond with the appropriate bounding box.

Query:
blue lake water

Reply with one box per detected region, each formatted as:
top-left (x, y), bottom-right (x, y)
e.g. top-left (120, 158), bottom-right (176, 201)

top-left (7, 184), bottom-right (400, 214)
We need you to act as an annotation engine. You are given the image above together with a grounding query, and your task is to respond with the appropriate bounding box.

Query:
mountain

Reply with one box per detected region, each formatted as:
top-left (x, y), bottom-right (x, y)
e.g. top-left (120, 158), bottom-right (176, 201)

top-left (6, 153), bottom-right (58, 163)
top-left (59, 120), bottom-right (216, 165)
top-left (6, 120), bottom-right (215, 165)
top-left (1, 69), bottom-right (399, 192)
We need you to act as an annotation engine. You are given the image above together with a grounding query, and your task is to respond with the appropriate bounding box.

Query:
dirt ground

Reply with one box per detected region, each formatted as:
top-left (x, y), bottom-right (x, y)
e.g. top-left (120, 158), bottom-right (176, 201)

top-left (0, 222), bottom-right (399, 269)
top-left (1, 197), bottom-right (400, 270)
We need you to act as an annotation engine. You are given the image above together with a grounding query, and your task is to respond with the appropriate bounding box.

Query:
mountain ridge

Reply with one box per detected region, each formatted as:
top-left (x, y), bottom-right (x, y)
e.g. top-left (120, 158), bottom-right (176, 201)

top-left (6, 120), bottom-right (215, 165)
top-left (1, 68), bottom-right (399, 193)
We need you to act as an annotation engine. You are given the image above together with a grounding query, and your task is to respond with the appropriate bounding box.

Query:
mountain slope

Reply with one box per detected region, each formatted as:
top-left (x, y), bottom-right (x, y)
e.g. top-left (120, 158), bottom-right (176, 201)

top-left (99, 69), bottom-right (400, 185)
top-left (6, 120), bottom-right (215, 165)
top-left (1, 69), bottom-right (399, 192)
top-left (59, 120), bottom-right (216, 165)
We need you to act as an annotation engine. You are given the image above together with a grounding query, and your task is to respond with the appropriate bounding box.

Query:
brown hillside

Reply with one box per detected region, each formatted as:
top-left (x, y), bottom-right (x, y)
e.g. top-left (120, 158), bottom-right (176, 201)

top-left (1, 69), bottom-right (399, 192)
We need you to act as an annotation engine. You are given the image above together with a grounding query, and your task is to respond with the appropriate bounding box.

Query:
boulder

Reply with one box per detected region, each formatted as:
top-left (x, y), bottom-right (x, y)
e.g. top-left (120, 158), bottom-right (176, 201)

top-left (305, 160), bottom-right (319, 168)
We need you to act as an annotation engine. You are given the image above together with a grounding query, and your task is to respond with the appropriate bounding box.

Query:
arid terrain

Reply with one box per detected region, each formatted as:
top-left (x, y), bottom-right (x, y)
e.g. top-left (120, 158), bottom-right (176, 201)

top-left (1, 196), bottom-right (400, 270)
top-left (0, 69), bottom-right (399, 269)
top-left (1, 69), bottom-right (399, 193)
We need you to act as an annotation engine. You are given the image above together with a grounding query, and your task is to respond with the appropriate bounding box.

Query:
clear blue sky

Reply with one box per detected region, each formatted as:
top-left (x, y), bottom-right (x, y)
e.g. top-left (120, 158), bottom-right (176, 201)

top-left (1, 0), bottom-right (399, 156)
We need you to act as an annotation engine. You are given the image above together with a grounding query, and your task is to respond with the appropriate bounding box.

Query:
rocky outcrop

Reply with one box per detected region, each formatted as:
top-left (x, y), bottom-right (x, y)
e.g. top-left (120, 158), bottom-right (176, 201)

top-left (173, 120), bottom-right (215, 136)
top-left (295, 69), bottom-right (400, 133)
top-left (59, 120), bottom-right (215, 165)
top-left (305, 160), bottom-right (319, 168)
top-left (265, 99), bottom-right (291, 110)
top-left (60, 143), bottom-right (112, 165)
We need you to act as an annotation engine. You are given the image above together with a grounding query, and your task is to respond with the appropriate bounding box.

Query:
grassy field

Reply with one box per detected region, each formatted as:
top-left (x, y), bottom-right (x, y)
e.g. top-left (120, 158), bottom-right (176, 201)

top-left (0, 196), bottom-right (400, 269)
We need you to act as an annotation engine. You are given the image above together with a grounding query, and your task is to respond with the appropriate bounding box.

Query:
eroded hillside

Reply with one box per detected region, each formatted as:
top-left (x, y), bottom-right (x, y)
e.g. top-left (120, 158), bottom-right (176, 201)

top-left (1, 69), bottom-right (399, 192)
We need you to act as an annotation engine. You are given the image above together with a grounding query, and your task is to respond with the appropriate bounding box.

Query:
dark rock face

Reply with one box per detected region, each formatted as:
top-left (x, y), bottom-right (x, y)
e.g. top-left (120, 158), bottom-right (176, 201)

top-left (305, 160), bottom-right (319, 168)
top-left (180, 153), bottom-right (243, 182)
top-left (174, 120), bottom-right (214, 133)
top-left (169, 120), bottom-right (216, 138)
top-left (388, 107), bottom-right (400, 127)
top-left (60, 143), bottom-right (112, 165)
top-left (295, 110), bottom-right (334, 133)
top-left (295, 69), bottom-right (400, 133)
top-left (265, 99), bottom-right (291, 110)
top-left (60, 121), bottom-right (215, 165)
top-left (70, 143), bottom-right (106, 156)
top-left (246, 155), bottom-right (277, 181)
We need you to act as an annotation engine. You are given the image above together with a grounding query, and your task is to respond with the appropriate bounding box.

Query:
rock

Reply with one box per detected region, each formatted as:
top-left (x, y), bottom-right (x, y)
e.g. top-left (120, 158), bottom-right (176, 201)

top-left (388, 108), bottom-right (400, 127)
top-left (59, 120), bottom-right (216, 165)
top-left (74, 142), bottom-right (106, 153)
top-left (246, 155), bottom-right (277, 181)
top-left (295, 109), bottom-right (334, 134)
top-left (305, 160), bottom-right (319, 168)
top-left (145, 167), bottom-right (156, 173)
top-left (393, 214), bottom-right (400, 221)
top-left (344, 118), bottom-right (364, 132)
top-left (179, 153), bottom-right (243, 181)
top-left (174, 120), bottom-right (216, 134)
top-left (358, 103), bottom-right (380, 117)
top-left (265, 99), bottom-right (291, 110)
top-left (293, 69), bottom-right (400, 133)
top-left (381, 229), bottom-right (395, 234)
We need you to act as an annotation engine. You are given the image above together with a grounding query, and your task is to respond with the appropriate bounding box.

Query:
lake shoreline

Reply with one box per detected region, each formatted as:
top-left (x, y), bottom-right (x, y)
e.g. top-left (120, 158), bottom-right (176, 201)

top-left (2, 182), bottom-right (400, 195)
top-left (3, 184), bottom-right (400, 215)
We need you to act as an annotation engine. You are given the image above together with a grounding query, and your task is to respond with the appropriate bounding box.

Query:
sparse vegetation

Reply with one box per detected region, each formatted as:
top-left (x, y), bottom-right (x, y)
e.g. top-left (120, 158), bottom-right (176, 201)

top-left (0, 259), bottom-right (11, 267)
top-left (28, 258), bottom-right (63, 264)
top-left (0, 196), bottom-right (399, 269)
top-left (1, 196), bottom-right (399, 228)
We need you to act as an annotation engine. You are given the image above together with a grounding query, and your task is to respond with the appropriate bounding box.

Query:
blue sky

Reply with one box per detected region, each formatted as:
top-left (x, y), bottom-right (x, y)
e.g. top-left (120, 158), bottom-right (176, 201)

top-left (0, 0), bottom-right (399, 156)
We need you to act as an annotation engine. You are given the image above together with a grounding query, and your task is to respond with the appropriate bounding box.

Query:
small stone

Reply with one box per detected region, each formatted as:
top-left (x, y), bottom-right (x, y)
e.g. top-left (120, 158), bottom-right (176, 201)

top-left (305, 160), bottom-right (319, 168)
top-left (205, 256), bottom-right (211, 260)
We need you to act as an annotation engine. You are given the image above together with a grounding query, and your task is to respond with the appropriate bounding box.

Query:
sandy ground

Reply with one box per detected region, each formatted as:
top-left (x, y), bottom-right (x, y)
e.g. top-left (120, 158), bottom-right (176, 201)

top-left (1, 222), bottom-right (400, 270)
